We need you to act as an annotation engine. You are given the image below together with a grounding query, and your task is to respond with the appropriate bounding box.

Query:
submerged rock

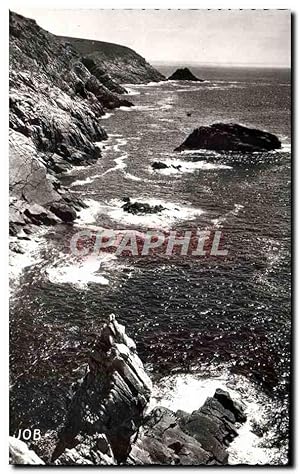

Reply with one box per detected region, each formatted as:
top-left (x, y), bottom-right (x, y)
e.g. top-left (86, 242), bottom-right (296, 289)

top-left (122, 197), bottom-right (165, 214)
top-left (128, 389), bottom-right (246, 465)
top-left (168, 67), bottom-right (204, 82)
top-left (175, 123), bottom-right (281, 153)
top-left (53, 315), bottom-right (152, 464)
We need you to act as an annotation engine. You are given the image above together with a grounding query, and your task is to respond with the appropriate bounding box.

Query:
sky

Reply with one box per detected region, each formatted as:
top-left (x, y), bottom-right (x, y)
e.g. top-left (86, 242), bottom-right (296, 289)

top-left (12, 8), bottom-right (291, 67)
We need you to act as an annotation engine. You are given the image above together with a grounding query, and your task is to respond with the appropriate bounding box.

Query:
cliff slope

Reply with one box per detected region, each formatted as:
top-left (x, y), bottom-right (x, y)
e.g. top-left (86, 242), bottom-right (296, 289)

top-left (58, 36), bottom-right (166, 84)
top-left (9, 11), bottom-right (133, 236)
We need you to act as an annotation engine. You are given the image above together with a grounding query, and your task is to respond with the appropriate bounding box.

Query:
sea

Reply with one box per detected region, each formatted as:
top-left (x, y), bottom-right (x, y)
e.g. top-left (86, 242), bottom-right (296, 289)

top-left (10, 65), bottom-right (291, 465)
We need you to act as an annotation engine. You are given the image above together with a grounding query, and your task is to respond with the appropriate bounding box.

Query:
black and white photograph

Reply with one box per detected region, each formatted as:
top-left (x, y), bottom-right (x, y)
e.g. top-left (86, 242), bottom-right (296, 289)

top-left (7, 4), bottom-right (292, 467)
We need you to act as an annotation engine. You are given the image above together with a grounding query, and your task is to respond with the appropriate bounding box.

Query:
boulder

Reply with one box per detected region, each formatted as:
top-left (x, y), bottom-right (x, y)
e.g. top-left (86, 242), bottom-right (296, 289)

top-left (24, 203), bottom-right (61, 225)
top-left (168, 67), bottom-right (204, 82)
top-left (53, 315), bottom-right (152, 464)
top-left (49, 202), bottom-right (77, 223)
top-left (175, 123), bottom-right (281, 153)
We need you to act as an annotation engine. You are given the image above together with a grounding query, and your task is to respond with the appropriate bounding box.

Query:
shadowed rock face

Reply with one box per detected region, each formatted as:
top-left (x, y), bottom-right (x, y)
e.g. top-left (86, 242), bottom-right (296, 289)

top-left (175, 123), bottom-right (281, 153)
top-left (9, 11), bottom-right (134, 236)
top-left (48, 315), bottom-right (246, 466)
top-left (122, 197), bottom-right (165, 214)
top-left (58, 36), bottom-right (166, 85)
top-left (168, 67), bottom-right (204, 82)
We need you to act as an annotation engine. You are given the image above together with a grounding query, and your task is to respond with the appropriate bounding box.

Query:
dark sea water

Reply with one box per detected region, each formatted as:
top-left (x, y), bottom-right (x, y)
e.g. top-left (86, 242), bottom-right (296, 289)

top-left (10, 66), bottom-right (291, 464)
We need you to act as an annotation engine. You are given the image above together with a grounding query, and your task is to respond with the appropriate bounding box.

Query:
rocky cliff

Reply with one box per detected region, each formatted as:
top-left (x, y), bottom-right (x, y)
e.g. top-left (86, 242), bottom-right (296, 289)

top-left (58, 36), bottom-right (166, 84)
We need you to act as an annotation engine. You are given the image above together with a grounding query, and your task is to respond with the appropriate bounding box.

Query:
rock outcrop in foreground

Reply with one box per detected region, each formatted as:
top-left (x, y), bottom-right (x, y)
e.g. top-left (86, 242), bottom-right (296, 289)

top-left (175, 123), bottom-right (281, 153)
top-left (168, 67), bottom-right (204, 82)
top-left (11, 315), bottom-right (247, 466)
top-left (9, 11), bottom-right (134, 237)
top-left (59, 36), bottom-right (166, 85)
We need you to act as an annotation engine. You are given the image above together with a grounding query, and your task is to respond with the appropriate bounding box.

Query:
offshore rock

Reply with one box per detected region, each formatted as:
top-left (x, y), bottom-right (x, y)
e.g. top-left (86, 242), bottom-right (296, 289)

top-left (128, 389), bottom-right (246, 466)
top-left (175, 123), bottom-right (281, 153)
top-left (122, 197), bottom-right (165, 214)
top-left (49, 202), bottom-right (77, 223)
top-left (53, 315), bottom-right (152, 464)
top-left (168, 67), bottom-right (204, 82)
top-left (9, 437), bottom-right (45, 465)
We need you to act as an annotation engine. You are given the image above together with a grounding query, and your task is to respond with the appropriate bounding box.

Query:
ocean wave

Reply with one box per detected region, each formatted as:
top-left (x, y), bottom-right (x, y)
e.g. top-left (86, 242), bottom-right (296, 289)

top-left (76, 199), bottom-right (104, 225)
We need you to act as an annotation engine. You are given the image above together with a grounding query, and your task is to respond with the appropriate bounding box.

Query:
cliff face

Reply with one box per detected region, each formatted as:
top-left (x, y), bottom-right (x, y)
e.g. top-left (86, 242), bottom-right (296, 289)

top-left (13, 316), bottom-right (246, 466)
top-left (58, 36), bottom-right (166, 84)
top-left (9, 11), bottom-right (134, 236)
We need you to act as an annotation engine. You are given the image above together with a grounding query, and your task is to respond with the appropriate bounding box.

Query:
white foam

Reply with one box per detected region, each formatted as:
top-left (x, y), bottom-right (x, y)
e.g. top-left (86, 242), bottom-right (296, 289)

top-left (70, 175), bottom-right (101, 187)
top-left (122, 81), bottom-right (167, 88)
top-left (280, 143), bottom-right (291, 153)
top-left (149, 371), bottom-right (287, 465)
top-left (125, 172), bottom-right (143, 182)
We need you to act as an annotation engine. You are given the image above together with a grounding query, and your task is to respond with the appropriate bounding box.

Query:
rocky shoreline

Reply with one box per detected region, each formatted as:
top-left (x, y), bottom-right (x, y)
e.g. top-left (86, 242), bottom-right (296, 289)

top-left (10, 316), bottom-right (247, 466)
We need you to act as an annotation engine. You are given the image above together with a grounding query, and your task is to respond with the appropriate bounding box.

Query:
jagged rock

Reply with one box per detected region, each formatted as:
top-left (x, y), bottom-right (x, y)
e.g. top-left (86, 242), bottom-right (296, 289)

top-left (49, 202), bottom-right (77, 223)
top-left (168, 67), bottom-right (204, 82)
top-left (128, 390), bottom-right (246, 466)
top-left (175, 123), bottom-right (281, 153)
top-left (9, 437), bottom-right (45, 465)
top-left (59, 36), bottom-right (166, 85)
top-left (24, 204), bottom-right (61, 226)
top-left (122, 197), bottom-right (165, 215)
top-left (53, 315), bottom-right (152, 464)
top-left (84, 75), bottom-right (133, 109)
